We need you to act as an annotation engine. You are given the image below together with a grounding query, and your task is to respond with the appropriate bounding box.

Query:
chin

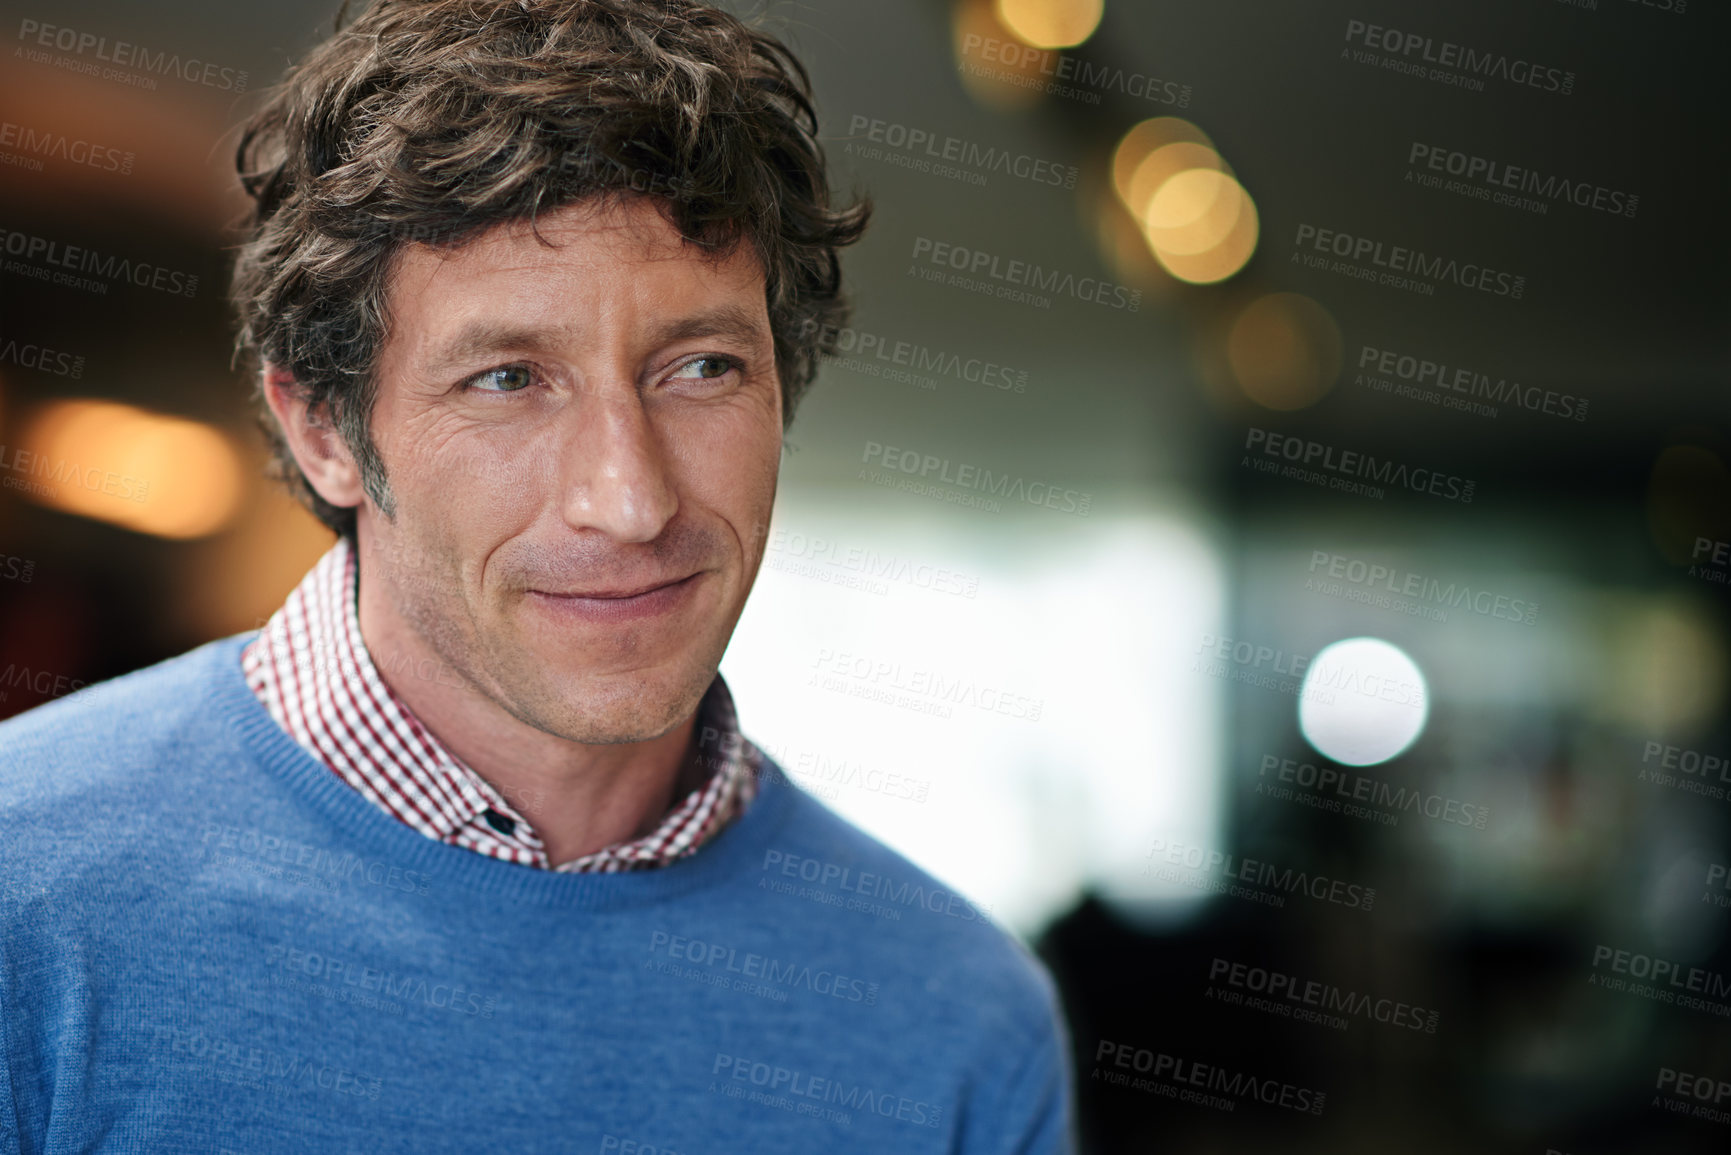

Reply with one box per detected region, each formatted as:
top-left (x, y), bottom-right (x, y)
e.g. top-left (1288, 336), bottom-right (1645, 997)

top-left (533, 666), bottom-right (700, 737)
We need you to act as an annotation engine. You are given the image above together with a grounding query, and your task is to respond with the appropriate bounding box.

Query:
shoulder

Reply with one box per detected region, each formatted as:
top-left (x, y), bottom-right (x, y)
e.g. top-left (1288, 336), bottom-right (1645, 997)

top-left (0, 633), bottom-right (247, 824)
top-left (748, 751), bottom-right (1064, 1050)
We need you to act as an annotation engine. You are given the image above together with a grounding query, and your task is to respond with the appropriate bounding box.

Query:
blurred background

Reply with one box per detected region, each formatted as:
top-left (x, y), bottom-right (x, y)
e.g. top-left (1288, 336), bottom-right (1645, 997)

top-left (2, 0), bottom-right (1728, 1149)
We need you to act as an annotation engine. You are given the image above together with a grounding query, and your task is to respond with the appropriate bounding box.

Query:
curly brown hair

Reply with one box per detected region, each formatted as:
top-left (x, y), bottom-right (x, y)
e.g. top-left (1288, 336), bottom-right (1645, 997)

top-left (230, 0), bottom-right (870, 540)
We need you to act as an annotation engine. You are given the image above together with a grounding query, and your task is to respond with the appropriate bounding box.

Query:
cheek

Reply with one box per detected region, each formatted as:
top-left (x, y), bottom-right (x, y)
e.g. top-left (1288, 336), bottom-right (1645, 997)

top-left (665, 397), bottom-right (780, 485)
top-left (371, 440), bottom-right (541, 617)
top-left (399, 414), bottom-right (493, 485)
top-left (375, 525), bottom-right (469, 642)
top-left (731, 424), bottom-right (783, 570)
top-left (400, 419), bottom-right (555, 521)
top-left (657, 404), bottom-right (778, 561)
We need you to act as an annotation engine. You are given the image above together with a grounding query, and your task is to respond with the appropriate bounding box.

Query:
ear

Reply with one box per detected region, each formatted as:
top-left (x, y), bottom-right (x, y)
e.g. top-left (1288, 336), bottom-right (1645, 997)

top-left (261, 362), bottom-right (367, 512)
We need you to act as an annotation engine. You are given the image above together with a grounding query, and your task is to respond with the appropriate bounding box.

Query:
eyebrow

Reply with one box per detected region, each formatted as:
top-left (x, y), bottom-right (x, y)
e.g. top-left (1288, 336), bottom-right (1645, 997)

top-left (419, 304), bottom-right (771, 379)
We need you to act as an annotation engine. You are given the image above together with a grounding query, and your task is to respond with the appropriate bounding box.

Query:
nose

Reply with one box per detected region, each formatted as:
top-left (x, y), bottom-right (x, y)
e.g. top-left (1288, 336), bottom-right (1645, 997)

top-left (555, 383), bottom-right (678, 543)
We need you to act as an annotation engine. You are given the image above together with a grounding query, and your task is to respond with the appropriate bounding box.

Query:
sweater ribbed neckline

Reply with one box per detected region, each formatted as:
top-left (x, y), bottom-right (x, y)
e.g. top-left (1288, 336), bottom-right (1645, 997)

top-left (205, 631), bottom-right (796, 910)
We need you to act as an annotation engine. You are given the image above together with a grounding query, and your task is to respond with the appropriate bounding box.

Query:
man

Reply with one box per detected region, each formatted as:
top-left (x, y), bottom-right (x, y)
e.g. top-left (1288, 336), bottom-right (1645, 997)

top-left (0, 1), bottom-right (1075, 1151)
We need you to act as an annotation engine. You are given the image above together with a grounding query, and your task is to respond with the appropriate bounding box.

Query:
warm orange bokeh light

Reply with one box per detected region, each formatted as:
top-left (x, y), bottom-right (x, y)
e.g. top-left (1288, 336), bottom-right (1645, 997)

top-left (1145, 168), bottom-right (1245, 256)
top-left (953, 0), bottom-right (1047, 110)
top-left (1106, 116), bottom-right (1257, 284)
top-left (995, 0), bottom-right (1105, 49)
top-left (1148, 176), bottom-right (1259, 284)
top-left (1111, 118), bottom-right (1214, 215)
top-left (14, 400), bottom-right (244, 539)
top-left (1225, 293), bottom-right (1343, 410)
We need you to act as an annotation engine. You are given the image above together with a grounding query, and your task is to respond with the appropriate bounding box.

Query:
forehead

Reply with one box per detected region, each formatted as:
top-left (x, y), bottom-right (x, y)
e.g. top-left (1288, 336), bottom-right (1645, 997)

top-left (381, 196), bottom-right (767, 337)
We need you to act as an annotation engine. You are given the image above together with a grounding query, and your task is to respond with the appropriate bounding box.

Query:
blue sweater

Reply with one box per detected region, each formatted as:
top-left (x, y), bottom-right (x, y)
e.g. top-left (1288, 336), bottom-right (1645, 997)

top-left (0, 633), bottom-right (1074, 1154)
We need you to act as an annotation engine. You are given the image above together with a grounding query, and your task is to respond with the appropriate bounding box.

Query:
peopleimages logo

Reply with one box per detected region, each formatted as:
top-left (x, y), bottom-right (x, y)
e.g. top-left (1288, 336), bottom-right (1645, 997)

top-left (0, 120), bottom-right (134, 175)
top-left (710, 1053), bottom-right (943, 1128)
top-left (0, 332), bottom-right (84, 379)
top-left (1355, 344), bottom-right (1586, 423)
top-left (800, 319), bottom-right (1029, 395)
top-left (153, 1024), bottom-right (383, 1101)
top-left (0, 442), bottom-right (149, 503)
top-left (1704, 863), bottom-right (1731, 909)
top-left (1654, 1067), bottom-right (1731, 1124)
top-left (808, 646), bottom-right (1044, 723)
top-left (1691, 537), bottom-right (1731, 591)
top-left (909, 236), bottom-right (1141, 312)
top-left (1342, 18), bottom-right (1575, 95)
top-left (0, 664), bottom-right (82, 700)
top-left (1206, 956), bottom-right (1440, 1034)
top-left (1638, 740), bottom-right (1731, 802)
top-left (1293, 224), bottom-right (1525, 299)
top-left (1307, 549), bottom-right (1540, 627)
top-left (1190, 631), bottom-right (1428, 711)
top-left (845, 114), bottom-right (1077, 190)
top-left (647, 930), bottom-right (880, 1006)
top-left (263, 942), bottom-right (499, 1018)
top-left (0, 227), bottom-right (198, 298)
top-left (759, 849), bottom-right (994, 924)
top-left (958, 33), bottom-right (1192, 107)
top-left (1143, 838), bottom-right (1377, 912)
top-left (16, 18), bottom-right (249, 92)
top-left (748, 737), bottom-right (934, 805)
top-left (1407, 142), bottom-right (1637, 219)
top-left (1589, 944), bottom-right (1731, 1017)
top-left (1245, 427), bottom-right (1476, 503)
top-left (765, 528), bottom-right (981, 601)
top-left (861, 439), bottom-right (1092, 516)
top-left (200, 823), bottom-right (434, 897)
top-left (1092, 1039), bottom-right (1326, 1115)
top-left (1257, 753), bottom-right (1491, 830)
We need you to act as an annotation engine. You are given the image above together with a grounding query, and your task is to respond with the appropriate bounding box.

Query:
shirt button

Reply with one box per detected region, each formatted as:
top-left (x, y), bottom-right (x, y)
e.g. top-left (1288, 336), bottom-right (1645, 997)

top-left (482, 808), bottom-right (516, 837)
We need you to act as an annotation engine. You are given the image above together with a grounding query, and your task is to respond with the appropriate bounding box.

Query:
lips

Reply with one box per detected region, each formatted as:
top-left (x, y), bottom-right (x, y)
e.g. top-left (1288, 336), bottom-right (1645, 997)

top-left (532, 573), bottom-right (695, 599)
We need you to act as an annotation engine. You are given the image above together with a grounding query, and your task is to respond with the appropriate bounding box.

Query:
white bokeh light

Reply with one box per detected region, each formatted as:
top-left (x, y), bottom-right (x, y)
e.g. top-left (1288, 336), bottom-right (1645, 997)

top-left (1298, 636), bottom-right (1429, 766)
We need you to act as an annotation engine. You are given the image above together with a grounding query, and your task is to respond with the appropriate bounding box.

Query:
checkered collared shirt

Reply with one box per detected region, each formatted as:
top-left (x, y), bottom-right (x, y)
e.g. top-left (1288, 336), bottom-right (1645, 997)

top-left (240, 535), bottom-right (760, 872)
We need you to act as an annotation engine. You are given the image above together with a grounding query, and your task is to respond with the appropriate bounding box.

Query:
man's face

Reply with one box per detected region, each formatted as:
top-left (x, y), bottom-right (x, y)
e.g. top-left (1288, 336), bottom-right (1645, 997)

top-left (358, 195), bottom-right (781, 744)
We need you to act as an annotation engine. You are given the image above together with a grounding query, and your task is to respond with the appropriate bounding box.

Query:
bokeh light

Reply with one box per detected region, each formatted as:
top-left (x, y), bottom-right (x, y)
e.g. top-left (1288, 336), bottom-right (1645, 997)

top-left (1108, 116), bottom-right (1258, 284)
top-left (952, 0), bottom-right (1046, 110)
top-left (1144, 167), bottom-right (1245, 256)
top-left (1147, 176), bottom-right (1258, 284)
top-left (1597, 597), bottom-right (1725, 733)
top-left (1113, 121), bottom-right (1218, 219)
top-left (17, 400), bottom-right (244, 540)
top-left (1299, 636), bottom-right (1430, 766)
top-left (1225, 292), bottom-right (1343, 410)
top-left (995, 0), bottom-right (1105, 50)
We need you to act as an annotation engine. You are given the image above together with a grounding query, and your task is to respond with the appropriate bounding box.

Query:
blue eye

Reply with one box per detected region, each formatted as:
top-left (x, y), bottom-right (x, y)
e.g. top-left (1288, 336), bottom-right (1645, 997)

top-left (468, 365), bottom-right (533, 392)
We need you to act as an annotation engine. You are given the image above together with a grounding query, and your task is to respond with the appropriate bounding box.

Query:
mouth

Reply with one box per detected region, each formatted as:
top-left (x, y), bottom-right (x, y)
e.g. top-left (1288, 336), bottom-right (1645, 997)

top-left (524, 572), bottom-right (703, 622)
top-left (532, 574), bottom-right (698, 600)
